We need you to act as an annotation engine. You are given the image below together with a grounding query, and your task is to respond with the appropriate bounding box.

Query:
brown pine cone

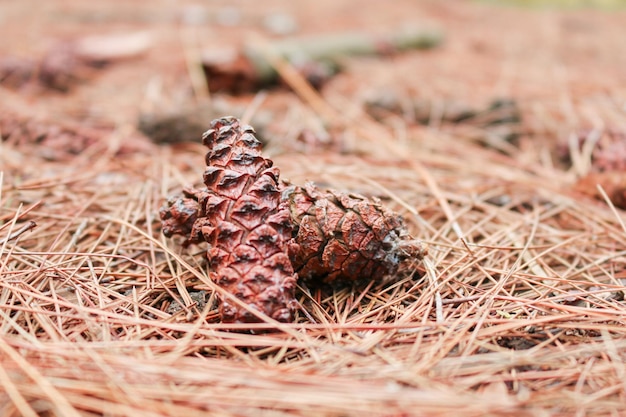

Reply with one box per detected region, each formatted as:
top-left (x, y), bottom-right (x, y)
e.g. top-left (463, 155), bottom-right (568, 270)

top-left (169, 117), bottom-right (298, 324)
top-left (282, 183), bottom-right (425, 284)
top-left (160, 116), bottom-right (425, 325)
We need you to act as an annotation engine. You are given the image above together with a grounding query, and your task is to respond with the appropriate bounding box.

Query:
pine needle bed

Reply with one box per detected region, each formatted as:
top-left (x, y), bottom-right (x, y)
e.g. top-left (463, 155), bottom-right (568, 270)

top-left (1, 1), bottom-right (626, 416)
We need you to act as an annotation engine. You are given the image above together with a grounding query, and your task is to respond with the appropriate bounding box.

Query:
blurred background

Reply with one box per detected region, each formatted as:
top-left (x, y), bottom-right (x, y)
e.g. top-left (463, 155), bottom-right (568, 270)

top-left (1, 0), bottom-right (625, 185)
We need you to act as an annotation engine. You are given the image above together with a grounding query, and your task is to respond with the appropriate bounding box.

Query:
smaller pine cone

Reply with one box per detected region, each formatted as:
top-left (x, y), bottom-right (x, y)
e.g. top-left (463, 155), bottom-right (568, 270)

top-left (283, 183), bottom-right (425, 284)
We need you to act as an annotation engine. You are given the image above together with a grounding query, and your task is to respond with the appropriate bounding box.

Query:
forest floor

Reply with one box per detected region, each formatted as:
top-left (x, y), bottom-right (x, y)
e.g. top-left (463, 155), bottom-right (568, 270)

top-left (1, 1), bottom-right (626, 416)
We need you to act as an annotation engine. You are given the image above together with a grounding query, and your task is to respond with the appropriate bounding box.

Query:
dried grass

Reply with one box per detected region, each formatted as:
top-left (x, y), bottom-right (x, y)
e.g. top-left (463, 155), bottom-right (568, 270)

top-left (2, 2), bottom-right (626, 416)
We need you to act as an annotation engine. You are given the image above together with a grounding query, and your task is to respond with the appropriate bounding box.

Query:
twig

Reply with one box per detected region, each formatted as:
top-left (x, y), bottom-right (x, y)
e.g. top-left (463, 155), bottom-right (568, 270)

top-left (424, 257), bottom-right (444, 323)
top-left (0, 221), bottom-right (36, 245)
top-left (597, 184), bottom-right (626, 235)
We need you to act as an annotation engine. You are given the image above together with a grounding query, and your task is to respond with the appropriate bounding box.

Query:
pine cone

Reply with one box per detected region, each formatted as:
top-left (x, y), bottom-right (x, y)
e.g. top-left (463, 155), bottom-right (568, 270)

top-left (164, 117), bottom-right (298, 324)
top-left (283, 183), bottom-right (424, 284)
top-left (160, 116), bottom-right (425, 325)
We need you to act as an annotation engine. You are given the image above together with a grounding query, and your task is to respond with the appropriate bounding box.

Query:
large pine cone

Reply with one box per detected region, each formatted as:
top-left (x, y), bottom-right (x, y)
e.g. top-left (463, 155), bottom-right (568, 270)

top-left (165, 117), bottom-right (298, 324)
